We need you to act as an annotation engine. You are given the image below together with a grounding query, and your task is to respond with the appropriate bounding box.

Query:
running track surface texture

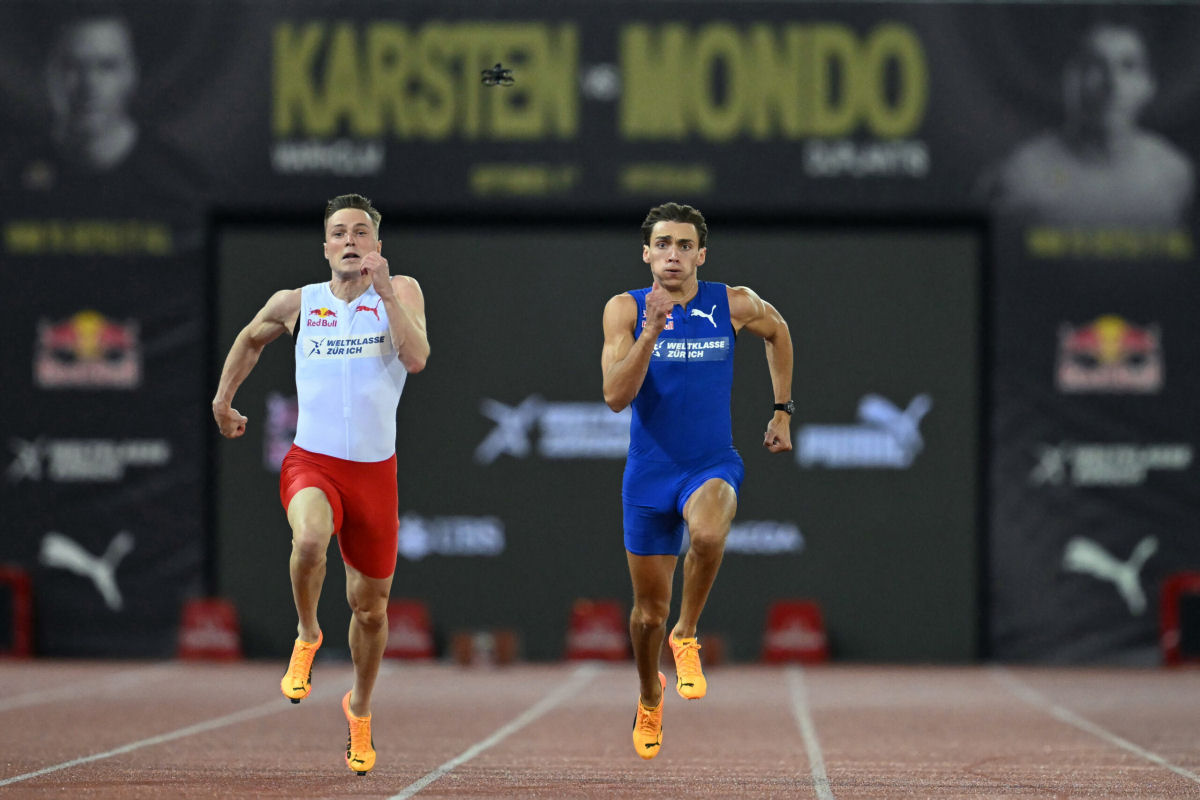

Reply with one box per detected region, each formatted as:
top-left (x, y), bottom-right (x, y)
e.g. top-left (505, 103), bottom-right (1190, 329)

top-left (3, 659), bottom-right (1199, 799)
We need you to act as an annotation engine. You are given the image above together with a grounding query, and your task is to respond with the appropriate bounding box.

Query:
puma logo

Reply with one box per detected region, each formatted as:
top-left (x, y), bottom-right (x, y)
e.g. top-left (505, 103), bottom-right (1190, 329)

top-left (355, 301), bottom-right (380, 321)
top-left (1062, 535), bottom-right (1158, 615)
top-left (690, 305), bottom-right (718, 327)
top-left (39, 530), bottom-right (134, 611)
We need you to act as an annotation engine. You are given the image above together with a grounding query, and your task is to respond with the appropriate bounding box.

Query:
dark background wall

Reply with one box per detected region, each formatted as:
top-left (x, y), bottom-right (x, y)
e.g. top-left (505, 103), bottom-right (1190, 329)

top-left (3, 0), bottom-right (1196, 664)
top-left (215, 222), bottom-right (981, 660)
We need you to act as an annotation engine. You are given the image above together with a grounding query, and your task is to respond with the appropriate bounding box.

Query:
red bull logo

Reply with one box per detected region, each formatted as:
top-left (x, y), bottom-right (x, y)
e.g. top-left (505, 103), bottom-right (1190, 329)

top-left (306, 307), bottom-right (338, 328)
top-left (640, 308), bottom-right (674, 332)
top-left (1056, 314), bottom-right (1162, 394)
top-left (35, 310), bottom-right (141, 390)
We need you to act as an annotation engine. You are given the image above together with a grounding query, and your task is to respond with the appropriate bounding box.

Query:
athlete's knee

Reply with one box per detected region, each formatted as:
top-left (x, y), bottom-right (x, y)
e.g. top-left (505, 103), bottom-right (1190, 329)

top-left (686, 525), bottom-right (728, 559)
top-left (631, 598), bottom-right (670, 631)
top-left (347, 581), bottom-right (389, 631)
top-left (290, 530), bottom-right (328, 566)
top-left (350, 602), bottom-right (387, 633)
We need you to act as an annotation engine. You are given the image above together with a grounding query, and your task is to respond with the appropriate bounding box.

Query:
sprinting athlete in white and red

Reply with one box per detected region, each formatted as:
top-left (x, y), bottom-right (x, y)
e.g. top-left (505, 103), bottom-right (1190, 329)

top-left (213, 193), bottom-right (428, 776)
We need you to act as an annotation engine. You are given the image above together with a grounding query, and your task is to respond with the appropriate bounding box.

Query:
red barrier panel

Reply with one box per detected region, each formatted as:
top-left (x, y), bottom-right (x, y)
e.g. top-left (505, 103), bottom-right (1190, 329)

top-left (384, 599), bottom-right (435, 659)
top-left (762, 599), bottom-right (829, 663)
top-left (565, 599), bottom-right (629, 660)
top-left (177, 598), bottom-right (242, 660)
top-left (1161, 572), bottom-right (1200, 666)
top-left (0, 565), bottom-right (32, 658)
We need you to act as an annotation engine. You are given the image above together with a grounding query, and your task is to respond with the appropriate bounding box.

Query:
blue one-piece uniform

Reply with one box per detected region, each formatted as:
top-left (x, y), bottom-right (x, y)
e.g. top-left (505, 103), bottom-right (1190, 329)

top-left (622, 280), bottom-right (745, 555)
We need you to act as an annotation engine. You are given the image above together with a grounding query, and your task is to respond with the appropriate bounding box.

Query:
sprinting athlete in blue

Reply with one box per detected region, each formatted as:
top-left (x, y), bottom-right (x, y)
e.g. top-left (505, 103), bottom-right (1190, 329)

top-left (601, 202), bottom-right (794, 760)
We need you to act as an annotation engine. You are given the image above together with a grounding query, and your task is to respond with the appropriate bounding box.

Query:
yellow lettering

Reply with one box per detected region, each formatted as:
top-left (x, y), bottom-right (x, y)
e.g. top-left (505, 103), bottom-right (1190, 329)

top-left (810, 24), bottom-right (858, 137)
top-left (542, 25), bottom-right (579, 138)
top-left (415, 22), bottom-right (456, 138)
top-left (690, 24), bottom-right (744, 142)
top-left (4, 222), bottom-right (40, 254)
top-left (619, 21), bottom-right (929, 141)
top-left (620, 24), bottom-right (688, 140)
top-left (1026, 226), bottom-right (1194, 260)
top-left (4, 220), bottom-right (173, 256)
top-left (366, 23), bottom-right (413, 137)
top-left (470, 163), bottom-right (579, 195)
top-left (862, 23), bottom-right (927, 137)
top-left (745, 25), bottom-right (803, 139)
top-left (273, 22), bottom-right (326, 136)
top-left (273, 20), bottom-right (578, 141)
top-left (325, 24), bottom-right (377, 136)
top-left (619, 163), bottom-right (713, 195)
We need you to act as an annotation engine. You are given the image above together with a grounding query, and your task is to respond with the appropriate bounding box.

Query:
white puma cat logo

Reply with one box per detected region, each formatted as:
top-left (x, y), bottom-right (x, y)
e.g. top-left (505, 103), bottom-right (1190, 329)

top-left (39, 530), bottom-right (135, 611)
top-left (1062, 535), bottom-right (1157, 615)
top-left (690, 305), bottom-right (718, 327)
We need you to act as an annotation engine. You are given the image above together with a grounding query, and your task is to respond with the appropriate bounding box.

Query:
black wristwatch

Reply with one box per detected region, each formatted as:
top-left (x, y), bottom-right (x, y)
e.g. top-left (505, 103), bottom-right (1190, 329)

top-left (773, 400), bottom-right (795, 415)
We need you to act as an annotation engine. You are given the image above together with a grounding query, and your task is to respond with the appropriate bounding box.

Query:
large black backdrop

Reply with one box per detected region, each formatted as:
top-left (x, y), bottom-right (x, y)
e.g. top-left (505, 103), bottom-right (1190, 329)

top-left (1, 0), bottom-right (1197, 662)
top-left (214, 221), bottom-right (982, 660)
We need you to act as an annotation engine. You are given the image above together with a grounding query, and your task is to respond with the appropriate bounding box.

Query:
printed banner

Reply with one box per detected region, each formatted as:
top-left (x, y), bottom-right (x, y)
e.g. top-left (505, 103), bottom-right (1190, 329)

top-left (987, 220), bottom-right (1200, 663)
top-left (0, 2), bottom-right (208, 655)
top-left (5, 3), bottom-right (1197, 215)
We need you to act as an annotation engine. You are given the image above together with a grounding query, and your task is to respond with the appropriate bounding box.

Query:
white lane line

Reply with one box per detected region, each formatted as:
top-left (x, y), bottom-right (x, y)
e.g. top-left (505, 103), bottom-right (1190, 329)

top-left (0, 664), bottom-right (177, 713)
top-left (786, 666), bottom-right (835, 800)
top-left (0, 698), bottom-right (288, 787)
top-left (388, 662), bottom-right (600, 800)
top-left (991, 667), bottom-right (1200, 785)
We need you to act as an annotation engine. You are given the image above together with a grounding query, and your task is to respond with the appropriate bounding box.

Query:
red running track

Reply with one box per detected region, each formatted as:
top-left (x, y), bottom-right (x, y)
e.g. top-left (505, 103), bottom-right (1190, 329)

top-left (2, 659), bottom-right (1198, 798)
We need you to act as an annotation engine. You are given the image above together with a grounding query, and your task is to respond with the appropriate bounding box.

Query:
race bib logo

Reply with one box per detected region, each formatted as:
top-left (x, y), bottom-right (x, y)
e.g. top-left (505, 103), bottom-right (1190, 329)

top-left (652, 337), bottom-right (731, 361)
top-left (304, 334), bottom-right (388, 359)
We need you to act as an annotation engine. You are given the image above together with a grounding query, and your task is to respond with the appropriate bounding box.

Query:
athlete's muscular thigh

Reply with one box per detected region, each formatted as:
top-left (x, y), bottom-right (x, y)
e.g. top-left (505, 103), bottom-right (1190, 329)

top-left (287, 487), bottom-right (335, 548)
top-left (682, 478), bottom-right (737, 551)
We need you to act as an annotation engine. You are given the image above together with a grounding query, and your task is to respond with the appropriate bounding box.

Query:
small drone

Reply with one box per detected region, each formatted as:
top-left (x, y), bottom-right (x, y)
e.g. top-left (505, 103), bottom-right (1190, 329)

top-left (480, 62), bottom-right (515, 87)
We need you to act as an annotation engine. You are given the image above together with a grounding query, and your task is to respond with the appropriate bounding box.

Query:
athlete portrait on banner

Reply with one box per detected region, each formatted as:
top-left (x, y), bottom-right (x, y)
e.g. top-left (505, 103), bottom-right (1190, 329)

top-left (5, 12), bottom-right (198, 198)
top-left (977, 19), bottom-right (1194, 227)
top-left (5, 14), bottom-right (140, 191)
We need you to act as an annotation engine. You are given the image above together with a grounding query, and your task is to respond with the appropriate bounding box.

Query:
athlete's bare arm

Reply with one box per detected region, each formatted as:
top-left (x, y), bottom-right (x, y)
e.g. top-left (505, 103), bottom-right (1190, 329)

top-left (729, 285), bottom-right (794, 453)
top-left (211, 288), bottom-right (302, 439)
top-left (602, 283), bottom-right (672, 412)
top-left (359, 251), bottom-right (429, 373)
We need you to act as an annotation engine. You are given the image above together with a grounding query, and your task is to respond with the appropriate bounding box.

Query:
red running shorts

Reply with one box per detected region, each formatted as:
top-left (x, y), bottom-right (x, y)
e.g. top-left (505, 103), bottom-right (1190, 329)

top-left (279, 444), bottom-right (399, 579)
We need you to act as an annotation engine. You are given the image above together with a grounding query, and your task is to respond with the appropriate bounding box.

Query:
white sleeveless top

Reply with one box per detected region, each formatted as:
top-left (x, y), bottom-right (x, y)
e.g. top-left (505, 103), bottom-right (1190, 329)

top-left (293, 282), bottom-right (408, 461)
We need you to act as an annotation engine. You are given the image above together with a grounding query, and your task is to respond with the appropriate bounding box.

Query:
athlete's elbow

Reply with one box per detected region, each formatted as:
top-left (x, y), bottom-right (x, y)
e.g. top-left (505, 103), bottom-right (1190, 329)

top-left (604, 388), bottom-right (630, 413)
top-left (401, 346), bottom-right (429, 374)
